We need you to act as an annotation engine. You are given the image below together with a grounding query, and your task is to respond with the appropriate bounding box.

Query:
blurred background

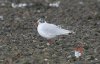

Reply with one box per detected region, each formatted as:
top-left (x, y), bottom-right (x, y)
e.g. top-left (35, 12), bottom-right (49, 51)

top-left (0, 0), bottom-right (100, 64)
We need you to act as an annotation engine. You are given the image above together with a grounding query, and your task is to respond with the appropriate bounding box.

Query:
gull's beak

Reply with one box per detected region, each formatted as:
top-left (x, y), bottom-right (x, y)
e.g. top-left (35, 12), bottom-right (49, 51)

top-left (37, 19), bottom-right (41, 24)
top-left (36, 21), bottom-right (38, 25)
top-left (33, 19), bottom-right (38, 28)
top-left (34, 17), bottom-right (46, 27)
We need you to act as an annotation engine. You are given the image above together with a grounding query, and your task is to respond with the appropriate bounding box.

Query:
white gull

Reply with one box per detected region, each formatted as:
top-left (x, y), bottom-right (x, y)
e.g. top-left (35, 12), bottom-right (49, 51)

top-left (37, 18), bottom-right (74, 39)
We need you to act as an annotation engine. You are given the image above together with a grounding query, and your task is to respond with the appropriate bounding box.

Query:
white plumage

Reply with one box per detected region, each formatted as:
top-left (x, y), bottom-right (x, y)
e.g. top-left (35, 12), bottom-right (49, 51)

top-left (37, 18), bottom-right (74, 39)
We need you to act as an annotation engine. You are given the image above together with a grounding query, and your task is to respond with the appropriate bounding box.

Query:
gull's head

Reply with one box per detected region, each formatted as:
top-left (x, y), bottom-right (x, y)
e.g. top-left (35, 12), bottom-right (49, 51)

top-left (37, 18), bottom-right (46, 24)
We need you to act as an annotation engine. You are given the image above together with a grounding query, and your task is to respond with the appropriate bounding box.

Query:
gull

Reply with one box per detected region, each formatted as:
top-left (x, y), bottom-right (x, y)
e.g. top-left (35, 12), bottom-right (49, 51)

top-left (37, 18), bottom-right (74, 45)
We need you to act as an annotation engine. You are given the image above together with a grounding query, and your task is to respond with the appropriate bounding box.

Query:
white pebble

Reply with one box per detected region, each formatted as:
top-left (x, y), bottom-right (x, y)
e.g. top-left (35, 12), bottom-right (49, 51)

top-left (49, 1), bottom-right (60, 7)
top-left (11, 3), bottom-right (17, 8)
top-left (18, 3), bottom-right (27, 7)
top-left (75, 51), bottom-right (81, 58)
top-left (95, 58), bottom-right (98, 60)
top-left (0, 16), bottom-right (4, 20)
top-left (44, 58), bottom-right (48, 61)
top-left (11, 3), bottom-right (27, 8)
top-left (46, 43), bottom-right (50, 46)
top-left (79, 1), bottom-right (84, 5)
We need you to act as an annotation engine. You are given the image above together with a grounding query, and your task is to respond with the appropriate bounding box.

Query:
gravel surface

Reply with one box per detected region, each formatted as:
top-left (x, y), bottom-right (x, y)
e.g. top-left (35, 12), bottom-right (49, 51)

top-left (0, 0), bottom-right (100, 64)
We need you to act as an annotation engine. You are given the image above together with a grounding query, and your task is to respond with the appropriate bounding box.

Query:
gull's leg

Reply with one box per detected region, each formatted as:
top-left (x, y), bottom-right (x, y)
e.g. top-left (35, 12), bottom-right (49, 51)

top-left (60, 36), bottom-right (66, 39)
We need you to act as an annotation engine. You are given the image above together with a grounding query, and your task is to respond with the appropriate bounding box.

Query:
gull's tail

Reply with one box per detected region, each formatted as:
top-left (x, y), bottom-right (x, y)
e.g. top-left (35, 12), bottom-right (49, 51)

top-left (59, 29), bottom-right (75, 35)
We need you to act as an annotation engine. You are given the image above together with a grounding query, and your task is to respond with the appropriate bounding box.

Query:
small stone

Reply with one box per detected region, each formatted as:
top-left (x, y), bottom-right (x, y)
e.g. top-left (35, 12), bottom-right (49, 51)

top-left (75, 51), bottom-right (81, 58)
top-left (79, 1), bottom-right (84, 5)
top-left (49, 1), bottom-right (60, 7)
top-left (95, 58), bottom-right (98, 60)
top-left (11, 3), bottom-right (17, 8)
top-left (47, 43), bottom-right (50, 46)
top-left (0, 16), bottom-right (4, 20)
top-left (44, 58), bottom-right (48, 61)
top-left (37, 10), bottom-right (41, 13)
top-left (1, 3), bottom-right (5, 6)
top-left (67, 55), bottom-right (71, 58)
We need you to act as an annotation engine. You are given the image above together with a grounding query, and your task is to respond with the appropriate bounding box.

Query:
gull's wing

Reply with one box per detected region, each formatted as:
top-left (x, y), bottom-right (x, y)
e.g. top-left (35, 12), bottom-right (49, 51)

top-left (42, 23), bottom-right (72, 36)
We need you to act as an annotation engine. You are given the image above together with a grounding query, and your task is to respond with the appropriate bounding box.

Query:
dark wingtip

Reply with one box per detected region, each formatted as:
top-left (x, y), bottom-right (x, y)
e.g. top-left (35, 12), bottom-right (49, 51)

top-left (69, 31), bottom-right (75, 35)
